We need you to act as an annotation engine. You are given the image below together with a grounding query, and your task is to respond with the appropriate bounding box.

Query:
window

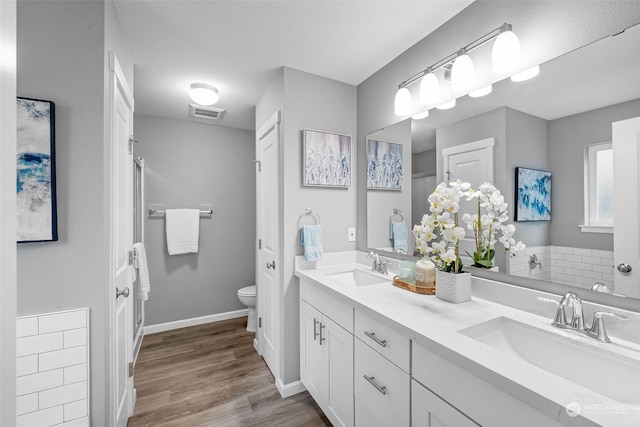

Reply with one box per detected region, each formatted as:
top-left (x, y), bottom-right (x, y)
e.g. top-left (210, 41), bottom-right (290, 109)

top-left (581, 142), bottom-right (613, 233)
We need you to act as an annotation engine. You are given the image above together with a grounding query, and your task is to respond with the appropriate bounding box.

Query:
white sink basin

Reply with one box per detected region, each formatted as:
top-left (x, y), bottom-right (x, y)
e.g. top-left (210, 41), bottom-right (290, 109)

top-left (459, 316), bottom-right (640, 404)
top-left (327, 267), bottom-right (389, 287)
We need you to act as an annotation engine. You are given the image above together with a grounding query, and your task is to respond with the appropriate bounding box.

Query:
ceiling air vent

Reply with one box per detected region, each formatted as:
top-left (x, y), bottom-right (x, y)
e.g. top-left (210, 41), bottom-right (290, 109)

top-left (189, 104), bottom-right (225, 120)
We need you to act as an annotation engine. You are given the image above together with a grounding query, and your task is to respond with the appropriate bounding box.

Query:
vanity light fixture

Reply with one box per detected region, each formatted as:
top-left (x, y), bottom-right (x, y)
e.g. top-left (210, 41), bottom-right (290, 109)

top-left (412, 110), bottom-right (430, 120)
top-left (189, 82), bottom-right (219, 106)
top-left (469, 84), bottom-right (493, 98)
top-left (394, 23), bottom-right (523, 116)
top-left (511, 65), bottom-right (540, 82)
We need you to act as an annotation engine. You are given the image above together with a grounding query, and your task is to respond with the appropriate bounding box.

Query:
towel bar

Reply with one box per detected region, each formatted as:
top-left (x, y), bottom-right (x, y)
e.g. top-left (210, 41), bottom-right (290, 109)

top-left (148, 209), bottom-right (213, 216)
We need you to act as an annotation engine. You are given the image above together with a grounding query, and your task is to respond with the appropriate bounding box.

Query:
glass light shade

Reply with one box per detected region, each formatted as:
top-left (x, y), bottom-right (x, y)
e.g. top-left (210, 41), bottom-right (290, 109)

top-left (492, 30), bottom-right (521, 74)
top-left (412, 110), bottom-right (430, 120)
top-left (451, 53), bottom-right (474, 92)
top-left (189, 83), bottom-right (219, 105)
top-left (394, 86), bottom-right (413, 116)
top-left (419, 72), bottom-right (440, 105)
top-left (469, 85), bottom-right (492, 98)
top-left (511, 65), bottom-right (540, 82)
top-left (436, 99), bottom-right (456, 110)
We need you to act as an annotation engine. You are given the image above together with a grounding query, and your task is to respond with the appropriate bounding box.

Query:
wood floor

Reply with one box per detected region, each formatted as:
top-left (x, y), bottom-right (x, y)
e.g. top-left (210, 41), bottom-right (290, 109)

top-left (127, 317), bottom-right (331, 427)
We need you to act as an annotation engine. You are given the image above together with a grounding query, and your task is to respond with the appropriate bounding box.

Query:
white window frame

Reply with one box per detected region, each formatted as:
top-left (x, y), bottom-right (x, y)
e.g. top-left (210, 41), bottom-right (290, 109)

top-left (580, 142), bottom-right (613, 233)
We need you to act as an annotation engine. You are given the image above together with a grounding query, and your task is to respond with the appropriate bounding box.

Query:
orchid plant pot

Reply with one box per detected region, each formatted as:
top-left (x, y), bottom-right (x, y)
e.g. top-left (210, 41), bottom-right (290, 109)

top-left (435, 270), bottom-right (472, 303)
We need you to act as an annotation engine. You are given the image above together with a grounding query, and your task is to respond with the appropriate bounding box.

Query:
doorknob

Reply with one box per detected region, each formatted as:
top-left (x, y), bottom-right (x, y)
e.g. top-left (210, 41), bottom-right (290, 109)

top-left (266, 261), bottom-right (276, 270)
top-left (617, 263), bottom-right (632, 273)
top-left (116, 287), bottom-right (130, 299)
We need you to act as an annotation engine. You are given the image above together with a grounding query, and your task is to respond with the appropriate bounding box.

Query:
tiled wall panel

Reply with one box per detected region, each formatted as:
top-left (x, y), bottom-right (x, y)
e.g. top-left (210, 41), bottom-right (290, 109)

top-left (16, 309), bottom-right (90, 427)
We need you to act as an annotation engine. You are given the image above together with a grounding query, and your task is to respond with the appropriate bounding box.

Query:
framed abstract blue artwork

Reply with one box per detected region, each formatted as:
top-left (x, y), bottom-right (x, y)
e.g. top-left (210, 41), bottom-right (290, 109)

top-left (366, 138), bottom-right (403, 190)
top-left (303, 129), bottom-right (351, 188)
top-left (17, 97), bottom-right (58, 242)
top-left (515, 167), bottom-right (551, 221)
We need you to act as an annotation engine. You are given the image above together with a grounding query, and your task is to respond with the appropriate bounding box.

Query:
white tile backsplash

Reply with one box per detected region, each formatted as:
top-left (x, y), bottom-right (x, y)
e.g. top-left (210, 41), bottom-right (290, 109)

top-left (510, 245), bottom-right (614, 291)
top-left (16, 309), bottom-right (90, 427)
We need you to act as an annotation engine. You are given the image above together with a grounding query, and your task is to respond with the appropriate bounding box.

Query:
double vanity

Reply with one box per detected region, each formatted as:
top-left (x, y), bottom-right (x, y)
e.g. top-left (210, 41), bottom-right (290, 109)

top-left (294, 251), bottom-right (640, 427)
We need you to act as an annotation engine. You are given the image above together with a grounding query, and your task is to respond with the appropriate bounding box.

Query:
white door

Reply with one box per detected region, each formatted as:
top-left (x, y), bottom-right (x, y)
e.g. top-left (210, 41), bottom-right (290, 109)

top-left (256, 112), bottom-right (280, 377)
top-left (613, 117), bottom-right (640, 298)
top-left (442, 138), bottom-right (495, 262)
top-left (108, 53), bottom-right (134, 427)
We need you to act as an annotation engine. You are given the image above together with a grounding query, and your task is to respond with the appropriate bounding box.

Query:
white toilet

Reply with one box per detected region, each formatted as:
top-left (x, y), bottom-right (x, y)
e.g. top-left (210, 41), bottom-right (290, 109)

top-left (237, 285), bottom-right (257, 332)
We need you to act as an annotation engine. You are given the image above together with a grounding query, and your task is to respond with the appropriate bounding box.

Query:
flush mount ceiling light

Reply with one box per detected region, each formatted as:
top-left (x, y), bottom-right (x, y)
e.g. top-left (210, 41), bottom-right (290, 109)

top-left (189, 83), bottom-right (219, 106)
top-left (394, 23), bottom-right (524, 116)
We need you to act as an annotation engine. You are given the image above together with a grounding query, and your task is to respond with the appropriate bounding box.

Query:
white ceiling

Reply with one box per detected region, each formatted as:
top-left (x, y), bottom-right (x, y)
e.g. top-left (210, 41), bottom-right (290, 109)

top-left (114, 0), bottom-right (474, 131)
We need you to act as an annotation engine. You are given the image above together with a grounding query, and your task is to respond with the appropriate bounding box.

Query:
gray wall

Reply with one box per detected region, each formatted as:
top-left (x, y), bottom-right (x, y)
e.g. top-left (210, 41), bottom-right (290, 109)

top-left (412, 149), bottom-right (436, 175)
top-left (134, 115), bottom-right (256, 326)
top-left (357, 0), bottom-right (640, 253)
top-left (549, 98), bottom-right (640, 250)
top-left (16, 0), bottom-right (133, 423)
top-left (256, 66), bottom-right (357, 387)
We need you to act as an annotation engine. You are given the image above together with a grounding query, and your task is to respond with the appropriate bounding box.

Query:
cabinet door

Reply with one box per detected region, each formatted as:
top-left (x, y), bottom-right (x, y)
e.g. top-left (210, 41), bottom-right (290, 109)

top-left (411, 379), bottom-right (478, 427)
top-left (326, 316), bottom-right (354, 427)
top-left (300, 301), bottom-right (327, 406)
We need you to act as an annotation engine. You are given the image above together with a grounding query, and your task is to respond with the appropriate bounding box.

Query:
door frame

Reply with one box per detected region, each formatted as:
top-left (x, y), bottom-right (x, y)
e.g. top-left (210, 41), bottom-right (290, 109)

top-left (255, 111), bottom-right (281, 377)
top-left (106, 51), bottom-right (135, 426)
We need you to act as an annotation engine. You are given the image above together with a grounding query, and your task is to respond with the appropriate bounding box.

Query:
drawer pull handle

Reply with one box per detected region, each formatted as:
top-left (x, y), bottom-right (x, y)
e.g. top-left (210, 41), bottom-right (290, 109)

top-left (364, 331), bottom-right (387, 348)
top-left (364, 375), bottom-right (387, 395)
top-left (319, 323), bottom-right (326, 345)
top-left (313, 318), bottom-right (319, 341)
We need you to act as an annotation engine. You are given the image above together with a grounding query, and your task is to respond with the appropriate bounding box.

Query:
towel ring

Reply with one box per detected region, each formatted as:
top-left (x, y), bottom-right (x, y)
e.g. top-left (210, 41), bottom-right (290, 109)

top-left (390, 208), bottom-right (404, 222)
top-left (297, 208), bottom-right (320, 227)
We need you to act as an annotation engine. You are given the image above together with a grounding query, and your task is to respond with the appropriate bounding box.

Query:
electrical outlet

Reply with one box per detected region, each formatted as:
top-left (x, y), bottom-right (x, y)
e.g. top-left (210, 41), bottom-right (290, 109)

top-left (348, 227), bottom-right (356, 242)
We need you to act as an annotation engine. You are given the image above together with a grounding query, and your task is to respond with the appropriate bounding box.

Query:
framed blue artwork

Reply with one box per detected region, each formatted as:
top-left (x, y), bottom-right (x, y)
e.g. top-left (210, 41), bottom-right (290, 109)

top-left (303, 128), bottom-right (351, 188)
top-left (17, 97), bottom-right (58, 242)
top-left (515, 167), bottom-right (551, 221)
top-left (367, 138), bottom-right (403, 190)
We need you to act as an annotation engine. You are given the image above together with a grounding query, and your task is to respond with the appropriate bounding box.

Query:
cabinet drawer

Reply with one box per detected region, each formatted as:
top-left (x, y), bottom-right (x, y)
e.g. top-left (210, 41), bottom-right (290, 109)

top-left (355, 339), bottom-right (409, 427)
top-left (355, 309), bottom-right (409, 372)
top-left (300, 278), bottom-right (353, 332)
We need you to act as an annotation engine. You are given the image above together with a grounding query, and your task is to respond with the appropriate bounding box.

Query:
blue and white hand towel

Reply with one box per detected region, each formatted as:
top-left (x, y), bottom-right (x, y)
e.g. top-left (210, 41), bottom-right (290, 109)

top-left (300, 224), bottom-right (324, 261)
top-left (390, 221), bottom-right (408, 254)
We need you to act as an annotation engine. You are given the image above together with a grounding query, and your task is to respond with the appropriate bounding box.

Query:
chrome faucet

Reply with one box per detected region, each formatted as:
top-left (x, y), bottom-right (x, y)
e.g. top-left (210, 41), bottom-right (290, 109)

top-left (367, 251), bottom-right (388, 275)
top-left (539, 291), bottom-right (628, 342)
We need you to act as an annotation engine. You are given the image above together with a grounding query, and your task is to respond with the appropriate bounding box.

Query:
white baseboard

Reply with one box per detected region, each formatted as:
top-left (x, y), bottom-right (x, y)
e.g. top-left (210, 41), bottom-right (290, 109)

top-left (144, 309), bottom-right (249, 335)
top-left (253, 337), bottom-right (260, 354)
top-left (276, 378), bottom-right (306, 398)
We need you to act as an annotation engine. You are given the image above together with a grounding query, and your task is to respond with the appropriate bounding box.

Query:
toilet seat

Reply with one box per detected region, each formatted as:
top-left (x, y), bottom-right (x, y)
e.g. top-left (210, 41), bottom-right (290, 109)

top-left (238, 285), bottom-right (256, 297)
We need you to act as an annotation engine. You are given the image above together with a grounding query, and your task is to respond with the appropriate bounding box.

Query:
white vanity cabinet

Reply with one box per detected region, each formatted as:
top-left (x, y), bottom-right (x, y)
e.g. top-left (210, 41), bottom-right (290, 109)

top-left (411, 379), bottom-right (479, 427)
top-left (354, 309), bottom-right (410, 427)
top-left (299, 280), bottom-right (354, 427)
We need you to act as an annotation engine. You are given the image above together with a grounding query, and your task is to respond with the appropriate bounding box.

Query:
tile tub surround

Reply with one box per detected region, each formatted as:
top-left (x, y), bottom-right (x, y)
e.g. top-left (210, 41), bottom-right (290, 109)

top-left (509, 245), bottom-right (614, 291)
top-left (295, 251), bottom-right (640, 426)
top-left (16, 309), bottom-right (90, 427)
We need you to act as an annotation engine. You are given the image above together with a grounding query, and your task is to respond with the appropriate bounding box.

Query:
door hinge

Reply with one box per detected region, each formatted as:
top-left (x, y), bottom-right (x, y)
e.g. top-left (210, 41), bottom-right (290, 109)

top-left (128, 250), bottom-right (136, 266)
top-left (259, 317), bottom-right (262, 328)
top-left (258, 239), bottom-right (262, 249)
top-left (253, 160), bottom-right (261, 172)
top-left (129, 362), bottom-right (134, 377)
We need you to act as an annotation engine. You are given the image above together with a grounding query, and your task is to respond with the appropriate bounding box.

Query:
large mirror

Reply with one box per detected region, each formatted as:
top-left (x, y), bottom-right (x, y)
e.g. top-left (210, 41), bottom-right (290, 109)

top-left (366, 23), bottom-right (640, 299)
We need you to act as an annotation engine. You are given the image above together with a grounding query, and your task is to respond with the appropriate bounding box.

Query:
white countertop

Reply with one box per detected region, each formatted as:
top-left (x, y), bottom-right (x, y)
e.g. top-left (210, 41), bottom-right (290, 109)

top-left (294, 251), bottom-right (640, 427)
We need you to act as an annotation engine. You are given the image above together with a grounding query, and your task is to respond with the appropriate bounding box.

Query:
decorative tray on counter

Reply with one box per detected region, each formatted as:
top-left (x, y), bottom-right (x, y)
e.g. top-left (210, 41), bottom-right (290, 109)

top-left (392, 276), bottom-right (435, 295)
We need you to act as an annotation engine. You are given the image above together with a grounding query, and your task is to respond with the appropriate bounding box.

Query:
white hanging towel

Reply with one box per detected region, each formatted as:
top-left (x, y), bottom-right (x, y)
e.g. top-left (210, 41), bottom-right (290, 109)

top-left (133, 242), bottom-right (151, 301)
top-left (166, 209), bottom-right (200, 255)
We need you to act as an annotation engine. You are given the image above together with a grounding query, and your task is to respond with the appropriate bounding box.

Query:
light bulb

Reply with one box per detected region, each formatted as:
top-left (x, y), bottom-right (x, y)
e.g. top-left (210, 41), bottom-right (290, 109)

top-left (394, 86), bottom-right (413, 116)
top-left (511, 65), bottom-right (540, 82)
top-left (492, 25), bottom-right (521, 74)
top-left (437, 99), bottom-right (456, 110)
top-left (419, 70), bottom-right (440, 105)
top-left (451, 50), bottom-right (474, 92)
top-left (469, 85), bottom-right (492, 98)
top-left (189, 83), bottom-right (219, 105)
